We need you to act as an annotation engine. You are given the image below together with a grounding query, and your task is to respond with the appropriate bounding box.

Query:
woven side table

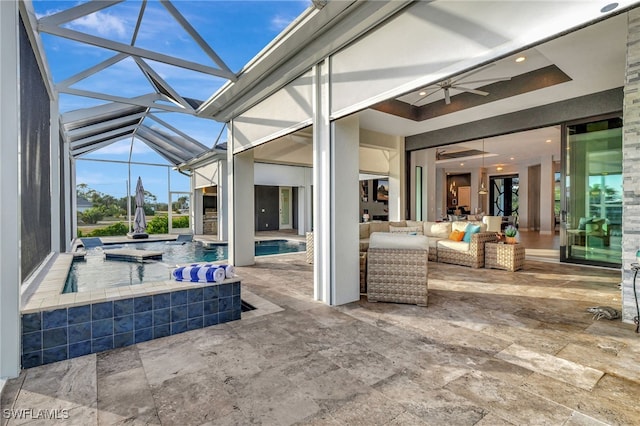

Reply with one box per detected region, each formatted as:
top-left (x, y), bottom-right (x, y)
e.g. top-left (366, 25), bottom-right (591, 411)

top-left (485, 242), bottom-right (525, 272)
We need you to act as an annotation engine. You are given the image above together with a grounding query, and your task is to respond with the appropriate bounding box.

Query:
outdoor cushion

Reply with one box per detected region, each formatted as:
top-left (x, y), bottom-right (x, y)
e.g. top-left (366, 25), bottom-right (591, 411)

top-left (438, 239), bottom-right (471, 252)
top-left (369, 232), bottom-right (429, 250)
top-left (451, 221), bottom-right (469, 233)
top-left (405, 220), bottom-right (424, 228)
top-left (449, 230), bottom-right (465, 241)
top-left (389, 221), bottom-right (407, 227)
top-left (369, 222), bottom-right (389, 234)
top-left (359, 223), bottom-right (370, 239)
top-left (389, 226), bottom-right (423, 235)
top-left (463, 224), bottom-right (481, 243)
top-left (424, 221), bottom-right (451, 238)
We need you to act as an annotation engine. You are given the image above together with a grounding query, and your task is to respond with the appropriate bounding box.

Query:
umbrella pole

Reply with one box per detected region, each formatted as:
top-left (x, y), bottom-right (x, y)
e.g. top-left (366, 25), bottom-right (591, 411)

top-left (126, 178), bottom-right (131, 233)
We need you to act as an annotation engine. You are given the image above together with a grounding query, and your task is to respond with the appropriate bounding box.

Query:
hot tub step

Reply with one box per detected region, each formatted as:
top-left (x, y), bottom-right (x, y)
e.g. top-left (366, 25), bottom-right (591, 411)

top-left (104, 249), bottom-right (163, 262)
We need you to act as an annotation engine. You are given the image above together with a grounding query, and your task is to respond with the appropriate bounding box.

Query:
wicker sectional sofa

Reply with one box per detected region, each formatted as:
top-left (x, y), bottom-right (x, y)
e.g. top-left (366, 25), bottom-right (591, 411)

top-left (359, 220), bottom-right (498, 268)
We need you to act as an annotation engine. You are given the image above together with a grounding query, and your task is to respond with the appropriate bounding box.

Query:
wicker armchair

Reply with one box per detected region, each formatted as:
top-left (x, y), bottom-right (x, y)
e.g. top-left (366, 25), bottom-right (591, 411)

top-left (367, 232), bottom-right (429, 306)
top-left (436, 232), bottom-right (498, 268)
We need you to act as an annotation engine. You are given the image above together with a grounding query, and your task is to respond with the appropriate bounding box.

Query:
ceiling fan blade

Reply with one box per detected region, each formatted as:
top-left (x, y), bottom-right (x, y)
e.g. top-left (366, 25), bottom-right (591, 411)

top-left (450, 63), bottom-right (496, 84)
top-left (444, 88), bottom-right (451, 104)
top-left (459, 76), bottom-right (511, 85)
top-left (453, 86), bottom-right (489, 96)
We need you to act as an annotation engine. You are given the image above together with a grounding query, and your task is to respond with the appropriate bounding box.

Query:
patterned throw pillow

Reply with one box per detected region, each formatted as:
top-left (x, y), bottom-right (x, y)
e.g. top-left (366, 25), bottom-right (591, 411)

top-left (449, 229), bottom-right (465, 241)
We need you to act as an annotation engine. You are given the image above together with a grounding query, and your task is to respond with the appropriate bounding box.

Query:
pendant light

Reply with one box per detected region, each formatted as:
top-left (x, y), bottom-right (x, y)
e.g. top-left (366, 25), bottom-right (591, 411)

top-left (478, 139), bottom-right (488, 195)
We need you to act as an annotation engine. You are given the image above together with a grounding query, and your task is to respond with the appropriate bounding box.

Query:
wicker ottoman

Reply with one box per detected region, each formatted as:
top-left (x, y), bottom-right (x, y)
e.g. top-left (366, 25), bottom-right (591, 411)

top-left (484, 242), bottom-right (525, 272)
top-left (367, 233), bottom-right (428, 306)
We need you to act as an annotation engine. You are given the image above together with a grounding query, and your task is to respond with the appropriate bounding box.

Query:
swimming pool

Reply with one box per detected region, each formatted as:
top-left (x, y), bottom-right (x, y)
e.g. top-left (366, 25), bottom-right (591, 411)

top-left (64, 239), bottom-right (305, 293)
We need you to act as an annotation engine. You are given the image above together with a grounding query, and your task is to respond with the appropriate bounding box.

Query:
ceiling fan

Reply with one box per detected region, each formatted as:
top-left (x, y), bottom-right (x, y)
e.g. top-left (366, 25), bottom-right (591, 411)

top-left (412, 64), bottom-right (511, 106)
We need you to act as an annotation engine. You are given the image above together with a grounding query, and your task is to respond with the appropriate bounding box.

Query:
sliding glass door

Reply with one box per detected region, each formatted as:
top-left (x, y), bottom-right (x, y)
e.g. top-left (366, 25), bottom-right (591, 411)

top-left (561, 116), bottom-right (622, 267)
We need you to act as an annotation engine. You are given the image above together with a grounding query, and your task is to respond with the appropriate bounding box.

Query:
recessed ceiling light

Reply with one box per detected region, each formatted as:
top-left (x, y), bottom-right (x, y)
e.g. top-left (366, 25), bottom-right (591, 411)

top-left (510, 157), bottom-right (515, 160)
top-left (419, 91), bottom-right (426, 96)
top-left (546, 139), bottom-right (552, 143)
top-left (460, 163), bottom-right (464, 166)
top-left (601, 2), bottom-right (618, 13)
top-left (515, 56), bottom-right (526, 63)
top-left (496, 166), bottom-right (503, 171)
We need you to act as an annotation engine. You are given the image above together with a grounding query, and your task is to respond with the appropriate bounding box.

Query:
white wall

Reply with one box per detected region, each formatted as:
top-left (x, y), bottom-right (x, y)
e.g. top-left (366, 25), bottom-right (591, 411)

top-left (254, 162), bottom-right (311, 187)
top-left (193, 162), bottom-right (219, 189)
top-left (232, 69), bottom-right (314, 153)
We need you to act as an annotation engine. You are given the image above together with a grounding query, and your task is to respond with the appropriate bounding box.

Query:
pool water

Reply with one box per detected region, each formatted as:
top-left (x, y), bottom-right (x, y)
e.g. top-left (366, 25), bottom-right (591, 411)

top-left (64, 239), bottom-right (305, 293)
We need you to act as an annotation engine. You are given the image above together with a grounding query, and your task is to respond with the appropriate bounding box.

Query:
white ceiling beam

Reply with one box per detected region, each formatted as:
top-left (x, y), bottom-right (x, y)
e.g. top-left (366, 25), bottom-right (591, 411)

top-left (133, 56), bottom-right (194, 112)
top-left (70, 124), bottom-right (138, 148)
top-left (38, 1), bottom-right (124, 28)
top-left (61, 95), bottom-right (154, 123)
top-left (38, 24), bottom-right (237, 80)
top-left (160, 0), bottom-right (235, 78)
top-left (146, 113), bottom-right (209, 150)
top-left (59, 88), bottom-right (194, 114)
top-left (131, 0), bottom-right (147, 46)
top-left (135, 135), bottom-right (185, 164)
top-left (67, 112), bottom-right (146, 140)
top-left (57, 53), bottom-right (128, 90)
top-left (136, 125), bottom-right (202, 155)
top-left (72, 138), bottom-right (127, 157)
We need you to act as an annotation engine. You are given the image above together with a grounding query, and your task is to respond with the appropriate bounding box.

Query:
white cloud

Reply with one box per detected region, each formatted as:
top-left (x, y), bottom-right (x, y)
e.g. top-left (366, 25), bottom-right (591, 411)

top-left (68, 11), bottom-right (127, 39)
top-left (92, 139), bottom-right (153, 156)
top-left (270, 14), bottom-right (295, 32)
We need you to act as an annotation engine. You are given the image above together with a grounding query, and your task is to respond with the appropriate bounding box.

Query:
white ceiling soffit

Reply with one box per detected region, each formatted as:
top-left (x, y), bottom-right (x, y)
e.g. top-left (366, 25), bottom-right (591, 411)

top-left (198, 0), bottom-right (414, 122)
top-left (358, 9), bottom-right (633, 138)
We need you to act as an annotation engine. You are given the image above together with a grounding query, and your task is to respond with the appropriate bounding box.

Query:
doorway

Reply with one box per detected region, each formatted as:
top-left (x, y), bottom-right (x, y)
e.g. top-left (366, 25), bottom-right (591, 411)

top-left (561, 116), bottom-right (622, 267)
top-left (279, 187), bottom-right (292, 229)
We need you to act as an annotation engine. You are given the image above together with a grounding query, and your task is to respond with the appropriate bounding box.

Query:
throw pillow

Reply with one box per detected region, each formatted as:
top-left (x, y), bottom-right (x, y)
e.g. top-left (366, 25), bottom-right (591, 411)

top-left (463, 224), bottom-right (481, 243)
top-left (449, 229), bottom-right (465, 241)
top-left (389, 226), bottom-right (423, 235)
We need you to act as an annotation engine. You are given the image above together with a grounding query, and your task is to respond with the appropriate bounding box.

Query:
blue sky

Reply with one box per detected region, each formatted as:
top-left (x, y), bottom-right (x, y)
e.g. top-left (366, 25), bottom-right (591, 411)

top-left (33, 0), bottom-right (310, 202)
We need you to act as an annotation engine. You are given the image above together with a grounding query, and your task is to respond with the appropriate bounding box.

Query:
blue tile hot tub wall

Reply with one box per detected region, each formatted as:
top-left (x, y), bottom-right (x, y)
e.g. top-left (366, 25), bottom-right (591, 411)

top-left (21, 281), bottom-right (241, 368)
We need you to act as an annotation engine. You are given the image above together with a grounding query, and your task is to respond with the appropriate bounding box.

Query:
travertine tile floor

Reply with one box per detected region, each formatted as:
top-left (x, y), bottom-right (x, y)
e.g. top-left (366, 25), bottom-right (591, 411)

top-left (3, 252), bottom-right (640, 425)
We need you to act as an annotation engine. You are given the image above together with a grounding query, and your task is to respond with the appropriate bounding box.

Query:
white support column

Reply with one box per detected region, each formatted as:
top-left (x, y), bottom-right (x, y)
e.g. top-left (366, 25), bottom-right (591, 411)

top-left (50, 101), bottom-right (60, 252)
top-left (193, 186), bottom-right (203, 235)
top-left (518, 163), bottom-right (529, 230)
top-left (305, 167), bottom-right (313, 232)
top-left (540, 155), bottom-right (554, 235)
top-left (0, 0), bottom-right (22, 379)
top-left (313, 60), bottom-right (332, 304)
top-left (62, 137), bottom-right (72, 251)
top-left (313, 58), bottom-right (360, 305)
top-left (228, 123), bottom-right (254, 266)
top-left (411, 149), bottom-right (436, 221)
top-left (297, 186), bottom-right (306, 236)
top-left (331, 115), bottom-right (360, 305)
top-left (71, 158), bottom-right (78, 241)
top-left (387, 137), bottom-right (405, 221)
top-left (218, 158), bottom-right (228, 241)
top-left (425, 149), bottom-right (437, 221)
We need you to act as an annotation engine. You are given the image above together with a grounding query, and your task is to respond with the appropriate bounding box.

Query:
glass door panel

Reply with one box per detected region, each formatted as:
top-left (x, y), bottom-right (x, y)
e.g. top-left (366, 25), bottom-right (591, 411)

top-left (562, 117), bottom-right (622, 266)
